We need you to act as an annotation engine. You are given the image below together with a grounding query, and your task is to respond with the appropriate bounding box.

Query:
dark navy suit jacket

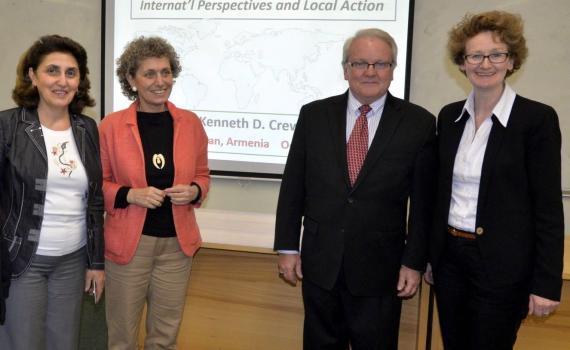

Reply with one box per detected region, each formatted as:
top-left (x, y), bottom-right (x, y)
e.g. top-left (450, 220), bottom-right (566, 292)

top-left (275, 91), bottom-right (437, 296)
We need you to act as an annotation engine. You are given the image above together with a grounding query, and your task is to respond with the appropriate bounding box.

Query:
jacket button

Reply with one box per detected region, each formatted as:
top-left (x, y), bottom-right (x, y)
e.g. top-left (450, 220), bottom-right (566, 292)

top-left (475, 227), bottom-right (484, 235)
top-left (347, 198), bottom-right (354, 204)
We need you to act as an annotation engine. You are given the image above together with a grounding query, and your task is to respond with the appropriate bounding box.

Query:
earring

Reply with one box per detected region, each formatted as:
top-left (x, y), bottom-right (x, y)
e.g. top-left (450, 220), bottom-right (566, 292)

top-left (132, 86), bottom-right (137, 92)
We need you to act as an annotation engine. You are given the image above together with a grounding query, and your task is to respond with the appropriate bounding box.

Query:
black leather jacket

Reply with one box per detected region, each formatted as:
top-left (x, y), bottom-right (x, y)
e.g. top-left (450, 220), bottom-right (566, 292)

top-left (0, 107), bottom-right (104, 282)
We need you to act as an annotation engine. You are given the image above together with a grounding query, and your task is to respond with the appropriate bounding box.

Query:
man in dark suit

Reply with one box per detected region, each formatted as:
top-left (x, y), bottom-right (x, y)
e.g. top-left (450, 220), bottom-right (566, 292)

top-left (274, 28), bottom-right (436, 349)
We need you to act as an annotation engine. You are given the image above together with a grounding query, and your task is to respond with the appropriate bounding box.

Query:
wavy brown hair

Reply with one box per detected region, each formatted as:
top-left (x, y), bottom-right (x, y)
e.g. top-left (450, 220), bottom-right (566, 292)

top-left (12, 34), bottom-right (95, 114)
top-left (116, 36), bottom-right (181, 101)
top-left (448, 11), bottom-right (528, 77)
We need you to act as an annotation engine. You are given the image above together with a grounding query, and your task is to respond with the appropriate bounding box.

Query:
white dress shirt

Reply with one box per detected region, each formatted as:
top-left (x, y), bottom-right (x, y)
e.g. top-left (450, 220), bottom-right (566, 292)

top-left (447, 84), bottom-right (516, 232)
top-left (345, 90), bottom-right (386, 146)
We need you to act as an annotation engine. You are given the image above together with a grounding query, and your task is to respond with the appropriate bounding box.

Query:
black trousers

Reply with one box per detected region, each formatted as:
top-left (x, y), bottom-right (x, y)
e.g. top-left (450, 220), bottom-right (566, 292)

top-left (434, 234), bottom-right (528, 350)
top-left (302, 267), bottom-right (402, 350)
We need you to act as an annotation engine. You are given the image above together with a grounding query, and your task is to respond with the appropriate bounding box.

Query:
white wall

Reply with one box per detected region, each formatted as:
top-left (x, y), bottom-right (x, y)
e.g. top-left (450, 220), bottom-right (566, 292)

top-left (0, 0), bottom-right (101, 120)
top-left (1, 0), bottom-right (568, 236)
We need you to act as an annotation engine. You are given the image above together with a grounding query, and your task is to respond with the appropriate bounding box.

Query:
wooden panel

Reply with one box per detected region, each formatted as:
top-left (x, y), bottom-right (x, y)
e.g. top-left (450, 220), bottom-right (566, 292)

top-left (137, 248), bottom-right (421, 349)
top-left (418, 236), bottom-right (570, 349)
top-left (136, 244), bottom-right (570, 349)
top-left (515, 282), bottom-right (570, 349)
top-left (179, 248), bottom-right (302, 349)
top-left (562, 236), bottom-right (570, 280)
top-left (419, 281), bottom-right (570, 350)
top-left (196, 209), bottom-right (275, 251)
top-left (416, 283), bottom-right (443, 350)
top-left (135, 237), bottom-right (570, 349)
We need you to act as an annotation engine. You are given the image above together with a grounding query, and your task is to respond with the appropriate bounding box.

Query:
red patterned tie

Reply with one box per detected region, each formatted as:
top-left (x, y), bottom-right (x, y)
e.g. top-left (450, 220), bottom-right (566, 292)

top-left (347, 104), bottom-right (371, 186)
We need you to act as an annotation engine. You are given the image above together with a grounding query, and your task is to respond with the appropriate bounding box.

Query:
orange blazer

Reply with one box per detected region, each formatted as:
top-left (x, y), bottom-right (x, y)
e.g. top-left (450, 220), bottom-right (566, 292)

top-left (99, 101), bottom-right (210, 264)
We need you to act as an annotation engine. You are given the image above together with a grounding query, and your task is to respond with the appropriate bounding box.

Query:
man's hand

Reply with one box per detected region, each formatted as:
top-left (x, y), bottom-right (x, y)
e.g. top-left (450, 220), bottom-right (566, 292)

top-left (277, 254), bottom-right (303, 286)
top-left (397, 265), bottom-right (421, 298)
top-left (528, 294), bottom-right (560, 318)
top-left (423, 262), bottom-right (434, 285)
top-left (127, 187), bottom-right (165, 209)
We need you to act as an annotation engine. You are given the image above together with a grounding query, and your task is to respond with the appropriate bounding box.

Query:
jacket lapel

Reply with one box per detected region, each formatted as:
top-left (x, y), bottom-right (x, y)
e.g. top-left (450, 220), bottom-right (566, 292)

top-left (476, 115), bottom-right (506, 220)
top-left (70, 115), bottom-right (86, 164)
top-left (441, 110), bottom-right (469, 189)
top-left (328, 92), bottom-right (351, 188)
top-left (167, 101), bottom-right (185, 184)
top-left (22, 108), bottom-right (48, 162)
top-left (125, 102), bottom-right (146, 167)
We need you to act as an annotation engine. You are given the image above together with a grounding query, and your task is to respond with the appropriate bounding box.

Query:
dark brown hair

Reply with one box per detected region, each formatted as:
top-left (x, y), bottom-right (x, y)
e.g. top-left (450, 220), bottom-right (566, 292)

top-left (12, 34), bottom-right (95, 114)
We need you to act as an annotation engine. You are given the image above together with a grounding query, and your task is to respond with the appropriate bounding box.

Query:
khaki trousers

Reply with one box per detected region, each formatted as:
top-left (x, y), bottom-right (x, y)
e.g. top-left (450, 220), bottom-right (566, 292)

top-left (106, 235), bottom-right (192, 350)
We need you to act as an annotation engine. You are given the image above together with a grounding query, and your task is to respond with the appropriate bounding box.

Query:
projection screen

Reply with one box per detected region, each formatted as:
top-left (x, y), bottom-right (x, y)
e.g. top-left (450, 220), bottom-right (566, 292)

top-left (104, 0), bottom-right (414, 177)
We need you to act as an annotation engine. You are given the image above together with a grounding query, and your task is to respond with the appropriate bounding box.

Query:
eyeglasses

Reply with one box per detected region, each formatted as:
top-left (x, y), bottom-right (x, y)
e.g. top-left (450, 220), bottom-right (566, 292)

top-left (347, 61), bottom-right (393, 71)
top-left (463, 52), bottom-right (510, 64)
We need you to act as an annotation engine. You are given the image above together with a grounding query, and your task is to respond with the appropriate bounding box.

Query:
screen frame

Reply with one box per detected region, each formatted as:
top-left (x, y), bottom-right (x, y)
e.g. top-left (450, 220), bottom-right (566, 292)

top-left (101, 0), bottom-right (416, 179)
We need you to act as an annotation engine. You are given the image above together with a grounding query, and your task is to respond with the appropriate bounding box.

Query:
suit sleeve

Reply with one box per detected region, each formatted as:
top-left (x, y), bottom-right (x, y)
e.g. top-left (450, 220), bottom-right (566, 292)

top-left (527, 106), bottom-right (564, 301)
top-left (274, 107), bottom-right (308, 251)
top-left (402, 113), bottom-right (437, 271)
top-left (98, 120), bottom-right (123, 215)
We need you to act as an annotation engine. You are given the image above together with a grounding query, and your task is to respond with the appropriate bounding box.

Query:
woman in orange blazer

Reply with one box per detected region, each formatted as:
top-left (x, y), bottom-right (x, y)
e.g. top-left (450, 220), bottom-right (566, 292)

top-left (99, 36), bottom-right (210, 349)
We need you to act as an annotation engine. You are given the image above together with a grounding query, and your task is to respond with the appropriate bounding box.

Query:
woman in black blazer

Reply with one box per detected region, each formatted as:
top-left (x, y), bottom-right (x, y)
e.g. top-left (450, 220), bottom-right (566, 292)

top-left (427, 11), bottom-right (564, 350)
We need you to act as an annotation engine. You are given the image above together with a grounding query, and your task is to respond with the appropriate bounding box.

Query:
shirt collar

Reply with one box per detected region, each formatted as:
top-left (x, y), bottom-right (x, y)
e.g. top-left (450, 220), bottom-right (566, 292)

top-left (455, 84), bottom-right (516, 127)
top-left (348, 90), bottom-right (387, 116)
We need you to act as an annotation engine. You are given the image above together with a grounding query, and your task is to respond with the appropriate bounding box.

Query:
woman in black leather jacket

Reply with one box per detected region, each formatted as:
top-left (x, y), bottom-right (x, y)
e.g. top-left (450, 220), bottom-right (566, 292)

top-left (0, 35), bottom-right (104, 350)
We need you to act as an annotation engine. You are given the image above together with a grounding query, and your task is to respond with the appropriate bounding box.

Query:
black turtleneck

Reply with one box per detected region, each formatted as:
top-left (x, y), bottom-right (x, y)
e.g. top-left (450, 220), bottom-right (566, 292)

top-left (115, 110), bottom-right (176, 237)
